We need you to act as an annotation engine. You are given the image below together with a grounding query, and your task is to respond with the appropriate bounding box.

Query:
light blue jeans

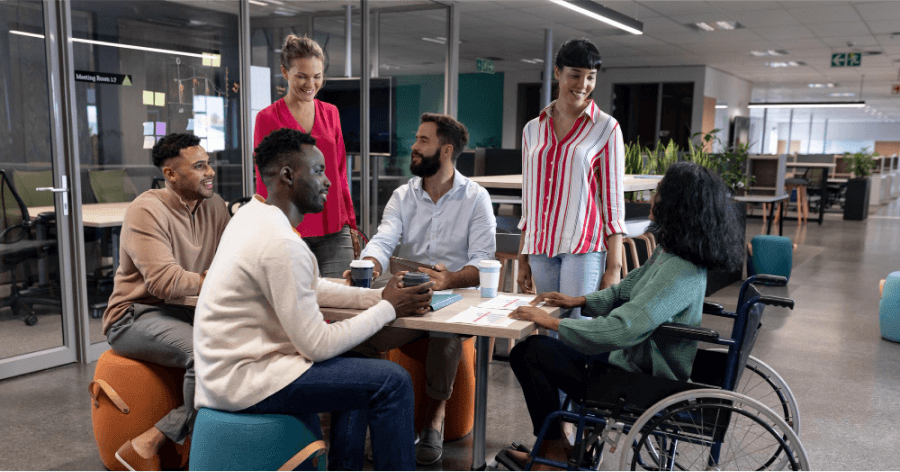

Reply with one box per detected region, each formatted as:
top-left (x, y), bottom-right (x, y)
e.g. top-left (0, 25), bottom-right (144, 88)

top-left (528, 252), bottom-right (606, 331)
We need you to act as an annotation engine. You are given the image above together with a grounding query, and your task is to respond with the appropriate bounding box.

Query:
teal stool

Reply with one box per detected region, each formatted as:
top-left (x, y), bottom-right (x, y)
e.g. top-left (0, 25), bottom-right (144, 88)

top-left (190, 408), bottom-right (326, 471)
top-left (880, 272), bottom-right (900, 342)
top-left (747, 235), bottom-right (794, 282)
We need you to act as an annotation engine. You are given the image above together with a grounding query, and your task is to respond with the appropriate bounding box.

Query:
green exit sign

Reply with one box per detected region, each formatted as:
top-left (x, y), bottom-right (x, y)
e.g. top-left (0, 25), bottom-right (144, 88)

top-left (476, 58), bottom-right (495, 74)
top-left (831, 52), bottom-right (861, 67)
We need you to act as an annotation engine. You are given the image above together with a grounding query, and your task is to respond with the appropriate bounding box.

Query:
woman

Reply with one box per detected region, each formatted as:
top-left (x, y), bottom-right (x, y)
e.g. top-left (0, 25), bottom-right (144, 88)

top-left (254, 35), bottom-right (356, 277)
top-left (507, 162), bottom-right (744, 469)
top-left (516, 38), bottom-right (625, 325)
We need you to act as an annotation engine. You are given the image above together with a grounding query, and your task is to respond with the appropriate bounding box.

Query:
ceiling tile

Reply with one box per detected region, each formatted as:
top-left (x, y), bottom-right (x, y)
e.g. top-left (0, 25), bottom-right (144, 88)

top-left (712, 1), bottom-right (783, 13)
top-left (853, 2), bottom-right (900, 21)
top-left (750, 25), bottom-right (816, 40)
top-left (637, 1), bottom-right (716, 18)
top-left (728, 9), bottom-right (800, 28)
top-left (786, 4), bottom-right (862, 24)
top-left (812, 22), bottom-right (874, 38)
top-left (819, 35), bottom-right (880, 48)
top-left (638, 16), bottom-right (693, 34)
top-left (597, 1), bottom-right (663, 19)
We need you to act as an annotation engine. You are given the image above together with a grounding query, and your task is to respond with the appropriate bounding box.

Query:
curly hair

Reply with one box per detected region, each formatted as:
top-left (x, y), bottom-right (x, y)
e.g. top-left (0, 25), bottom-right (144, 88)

top-left (281, 34), bottom-right (325, 71)
top-left (420, 113), bottom-right (469, 161)
top-left (647, 161), bottom-right (744, 272)
top-left (151, 133), bottom-right (200, 168)
top-left (254, 128), bottom-right (317, 183)
top-left (555, 38), bottom-right (602, 71)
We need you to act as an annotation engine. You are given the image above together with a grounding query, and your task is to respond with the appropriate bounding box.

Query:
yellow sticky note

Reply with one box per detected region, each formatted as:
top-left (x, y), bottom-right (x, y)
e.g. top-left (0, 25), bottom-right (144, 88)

top-left (142, 91), bottom-right (154, 105)
top-left (154, 92), bottom-right (165, 107)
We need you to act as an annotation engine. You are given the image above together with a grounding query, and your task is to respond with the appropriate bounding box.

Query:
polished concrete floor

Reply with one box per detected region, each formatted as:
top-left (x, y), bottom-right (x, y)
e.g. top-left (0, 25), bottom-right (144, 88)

top-left (1, 200), bottom-right (899, 470)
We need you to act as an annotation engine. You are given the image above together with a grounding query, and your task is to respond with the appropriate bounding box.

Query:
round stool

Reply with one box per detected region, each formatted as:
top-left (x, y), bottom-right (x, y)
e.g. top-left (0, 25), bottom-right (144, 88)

top-left (880, 272), bottom-right (900, 342)
top-left (190, 408), bottom-right (325, 470)
top-left (386, 336), bottom-right (476, 441)
top-left (89, 349), bottom-right (190, 471)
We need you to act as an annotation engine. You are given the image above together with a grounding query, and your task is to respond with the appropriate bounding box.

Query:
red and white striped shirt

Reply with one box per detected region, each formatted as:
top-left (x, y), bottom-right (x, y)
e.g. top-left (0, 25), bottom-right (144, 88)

top-left (518, 100), bottom-right (626, 257)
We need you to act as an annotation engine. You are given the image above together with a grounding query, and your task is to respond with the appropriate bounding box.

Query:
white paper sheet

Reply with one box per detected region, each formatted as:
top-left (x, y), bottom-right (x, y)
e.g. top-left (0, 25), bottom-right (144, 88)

top-left (477, 294), bottom-right (537, 310)
top-left (446, 307), bottom-right (516, 327)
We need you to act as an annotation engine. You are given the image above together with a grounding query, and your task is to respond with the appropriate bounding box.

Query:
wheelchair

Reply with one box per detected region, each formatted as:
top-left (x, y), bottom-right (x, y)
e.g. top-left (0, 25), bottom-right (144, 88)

top-left (494, 275), bottom-right (809, 470)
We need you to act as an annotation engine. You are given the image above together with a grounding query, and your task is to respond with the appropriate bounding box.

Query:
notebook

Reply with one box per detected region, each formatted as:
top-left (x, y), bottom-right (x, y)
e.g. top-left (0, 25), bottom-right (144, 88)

top-left (430, 293), bottom-right (463, 311)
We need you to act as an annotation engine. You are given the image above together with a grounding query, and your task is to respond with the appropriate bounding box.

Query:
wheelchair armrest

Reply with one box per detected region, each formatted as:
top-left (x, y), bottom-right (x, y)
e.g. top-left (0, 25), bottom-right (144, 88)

top-left (749, 274), bottom-right (788, 286)
top-left (653, 323), bottom-right (720, 343)
top-left (703, 301), bottom-right (724, 315)
top-left (758, 295), bottom-right (794, 309)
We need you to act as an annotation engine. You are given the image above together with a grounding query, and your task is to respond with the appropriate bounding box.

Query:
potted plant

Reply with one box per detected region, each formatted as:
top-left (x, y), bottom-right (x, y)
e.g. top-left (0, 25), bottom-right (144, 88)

top-left (843, 148), bottom-right (878, 221)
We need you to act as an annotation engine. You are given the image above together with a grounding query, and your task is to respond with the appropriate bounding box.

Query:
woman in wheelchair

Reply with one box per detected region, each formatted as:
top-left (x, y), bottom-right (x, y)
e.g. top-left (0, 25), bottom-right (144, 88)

top-left (506, 162), bottom-right (744, 470)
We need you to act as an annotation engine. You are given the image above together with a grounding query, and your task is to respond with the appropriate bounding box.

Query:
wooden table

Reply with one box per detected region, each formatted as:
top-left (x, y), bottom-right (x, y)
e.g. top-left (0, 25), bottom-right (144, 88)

top-left (183, 289), bottom-right (563, 470)
top-left (30, 202), bottom-right (130, 272)
top-left (734, 194), bottom-right (789, 235)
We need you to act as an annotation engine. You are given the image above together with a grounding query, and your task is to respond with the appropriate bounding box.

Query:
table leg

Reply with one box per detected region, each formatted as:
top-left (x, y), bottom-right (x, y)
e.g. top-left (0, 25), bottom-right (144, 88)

top-left (765, 202), bottom-right (775, 235)
top-left (36, 220), bottom-right (49, 286)
top-left (472, 335), bottom-right (490, 470)
top-left (778, 200), bottom-right (785, 236)
top-left (111, 228), bottom-right (120, 274)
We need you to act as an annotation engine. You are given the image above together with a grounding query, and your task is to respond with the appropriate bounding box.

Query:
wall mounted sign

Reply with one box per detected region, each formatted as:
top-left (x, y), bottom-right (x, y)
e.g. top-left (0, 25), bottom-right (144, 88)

top-left (75, 70), bottom-right (132, 85)
top-left (831, 53), bottom-right (861, 67)
top-left (476, 58), bottom-right (495, 74)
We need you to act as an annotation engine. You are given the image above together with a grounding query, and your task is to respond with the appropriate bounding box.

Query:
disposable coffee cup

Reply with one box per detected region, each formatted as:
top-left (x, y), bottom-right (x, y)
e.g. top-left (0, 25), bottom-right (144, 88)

top-left (478, 260), bottom-right (502, 298)
top-left (350, 260), bottom-right (375, 288)
top-left (402, 271), bottom-right (431, 291)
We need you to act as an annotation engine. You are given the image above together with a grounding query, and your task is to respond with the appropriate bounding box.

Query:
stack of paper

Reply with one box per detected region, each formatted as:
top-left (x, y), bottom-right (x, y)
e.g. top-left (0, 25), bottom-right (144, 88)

top-left (445, 295), bottom-right (538, 327)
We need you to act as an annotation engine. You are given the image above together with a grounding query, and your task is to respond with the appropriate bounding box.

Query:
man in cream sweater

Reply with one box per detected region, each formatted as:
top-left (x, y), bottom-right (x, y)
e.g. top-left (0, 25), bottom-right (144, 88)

top-left (194, 128), bottom-right (432, 470)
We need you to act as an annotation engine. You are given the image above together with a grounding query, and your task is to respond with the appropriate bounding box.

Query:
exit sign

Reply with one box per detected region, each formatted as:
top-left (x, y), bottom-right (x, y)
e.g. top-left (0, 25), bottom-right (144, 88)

top-left (476, 58), bottom-right (495, 74)
top-left (831, 52), bottom-right (861, 67)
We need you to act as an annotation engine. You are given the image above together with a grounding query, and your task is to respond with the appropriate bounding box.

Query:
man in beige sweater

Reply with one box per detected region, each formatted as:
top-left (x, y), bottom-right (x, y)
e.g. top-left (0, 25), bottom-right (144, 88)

top-left (194, 128), bottom-right (432, 470)
top-left (103, 133), bottom-right (231, 471)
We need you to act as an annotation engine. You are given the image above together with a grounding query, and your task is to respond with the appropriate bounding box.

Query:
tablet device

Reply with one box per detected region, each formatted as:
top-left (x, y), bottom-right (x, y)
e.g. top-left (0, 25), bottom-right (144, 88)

top-left (389, 256), bottom-right (436, 274)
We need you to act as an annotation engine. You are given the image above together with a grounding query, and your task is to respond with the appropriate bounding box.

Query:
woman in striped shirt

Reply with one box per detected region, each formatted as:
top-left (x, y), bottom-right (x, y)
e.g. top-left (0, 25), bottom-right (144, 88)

top-left (516, 38), bottom-right (625, 323)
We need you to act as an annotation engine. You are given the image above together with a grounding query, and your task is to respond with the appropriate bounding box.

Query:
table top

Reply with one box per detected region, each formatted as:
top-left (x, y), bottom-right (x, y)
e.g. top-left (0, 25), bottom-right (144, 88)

top-left (469, 174), bottom-right (662, 192)
top-left (785, 162), bottom-right (835, 168)
top-left (733, 194), bottom-right (790, 203)
top-left (29, 202), bottom-right (130, 228)
top-left (182, 288), bottom-right (562, 339)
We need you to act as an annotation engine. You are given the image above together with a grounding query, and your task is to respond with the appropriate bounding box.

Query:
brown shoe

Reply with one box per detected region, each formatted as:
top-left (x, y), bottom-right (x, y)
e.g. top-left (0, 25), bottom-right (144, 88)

top-left (115, 440), bottom-right (161, 471)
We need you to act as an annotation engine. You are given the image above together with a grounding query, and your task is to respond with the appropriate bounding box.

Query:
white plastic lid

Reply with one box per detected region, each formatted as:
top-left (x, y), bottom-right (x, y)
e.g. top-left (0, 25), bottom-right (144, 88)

top-left (478, 260), bottom-right (502, 268)
top-left (350, 260), bottom-right (375, 269)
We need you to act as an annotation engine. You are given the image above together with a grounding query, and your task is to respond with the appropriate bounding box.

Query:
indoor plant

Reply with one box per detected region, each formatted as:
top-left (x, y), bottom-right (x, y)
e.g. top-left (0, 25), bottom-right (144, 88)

top-left (843, 148), bottom-right (879, 220)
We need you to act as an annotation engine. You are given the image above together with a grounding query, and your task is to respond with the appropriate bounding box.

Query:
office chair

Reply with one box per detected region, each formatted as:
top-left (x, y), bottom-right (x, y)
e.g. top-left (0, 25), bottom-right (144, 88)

top-left (0, 170), bottom-right (60, 326)
top-left (89, 169), bottom-right (137, 203)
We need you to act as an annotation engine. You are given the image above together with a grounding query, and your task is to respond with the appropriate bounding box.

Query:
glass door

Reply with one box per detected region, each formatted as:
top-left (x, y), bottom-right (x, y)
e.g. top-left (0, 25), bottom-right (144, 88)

top-left (0, 0), bottom-right (78, 379)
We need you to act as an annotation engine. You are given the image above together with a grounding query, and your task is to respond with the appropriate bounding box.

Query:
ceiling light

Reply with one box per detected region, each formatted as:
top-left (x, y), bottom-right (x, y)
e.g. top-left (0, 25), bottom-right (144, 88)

top-left (716, 21), bottom-right (736, 30)
top-left (808, 83), bottom-right (836, 88)
top-left (748, 101), bottom-right (865, 109)
top-left (766, 61), bottom-right (804, 68)
top-left (546, 0), bottom-right (643, 35)
top-left (695, 22), bottom-right (715, 32)
top-left (751, 50), bottom-right (788, 57)
top-left (829, 92), bottom-right (855, 97)
top-left (248, 0), bottom-right (266, 5)
top-left (421, 37), bottom-right (446, 44)
top-left (11, 30), bottom-right (219, 61)
top-left (715, 104), bottom-right (728, 109)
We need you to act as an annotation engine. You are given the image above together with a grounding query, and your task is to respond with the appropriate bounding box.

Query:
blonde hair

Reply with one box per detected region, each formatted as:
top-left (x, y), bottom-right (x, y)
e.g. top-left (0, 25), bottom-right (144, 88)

top-left (281, 34), bottom-right (324, 70)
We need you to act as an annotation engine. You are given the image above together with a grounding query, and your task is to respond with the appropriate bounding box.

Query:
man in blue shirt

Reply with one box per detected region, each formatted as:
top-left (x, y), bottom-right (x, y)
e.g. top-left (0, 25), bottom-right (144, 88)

top-left (344, 113), bottom-right (496, 466)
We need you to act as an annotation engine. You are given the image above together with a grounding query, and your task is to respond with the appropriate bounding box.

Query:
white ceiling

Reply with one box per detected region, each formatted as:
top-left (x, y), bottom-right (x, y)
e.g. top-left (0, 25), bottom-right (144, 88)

top-left (192, 0), bottom-right (900, 123)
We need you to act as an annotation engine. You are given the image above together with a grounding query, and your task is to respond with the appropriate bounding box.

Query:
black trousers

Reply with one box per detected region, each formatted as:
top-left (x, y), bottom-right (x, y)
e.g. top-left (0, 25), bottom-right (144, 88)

top-left (509, 335), bottom-right (613, 440)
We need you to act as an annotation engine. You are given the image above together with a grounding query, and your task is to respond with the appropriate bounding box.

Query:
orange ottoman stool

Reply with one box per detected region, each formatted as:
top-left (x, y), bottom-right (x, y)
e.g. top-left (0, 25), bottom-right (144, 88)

top-left (88, 349), bottom-right (190, 471)
top-left (386, 336), bottom-right (476, 441)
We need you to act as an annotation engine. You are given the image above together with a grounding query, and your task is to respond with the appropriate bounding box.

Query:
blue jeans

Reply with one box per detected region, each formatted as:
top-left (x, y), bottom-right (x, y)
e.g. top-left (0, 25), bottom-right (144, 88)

top-left (238, 355), bottom-right (415, 471)
top-left (529, 251), bottom-right (606, 330)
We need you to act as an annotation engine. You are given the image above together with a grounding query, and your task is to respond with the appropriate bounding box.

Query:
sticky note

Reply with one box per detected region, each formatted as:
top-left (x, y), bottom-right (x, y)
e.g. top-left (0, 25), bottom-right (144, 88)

top-left (154, 92), bottom-right (165, 107)
top-left (143, 122), bottom-right (153, 135)
top-left (143, 136), bottom-right (155, 149)
top-left (142, 91), bottom-right (154, 105)
top-left (186, 119), bottom-right (194, 131)
top-left (195, 125), bottom-right (207, 138)
top-left (155, 122), bottom-right (166, 136)
top-left (200, 138), bottom-right (208, 149)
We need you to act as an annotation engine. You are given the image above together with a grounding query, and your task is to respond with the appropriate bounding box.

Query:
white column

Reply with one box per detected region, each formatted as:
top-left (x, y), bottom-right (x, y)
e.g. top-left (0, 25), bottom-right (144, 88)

top-left (344, 5), bottom-right (352, 78)
top-left (542, 28), bottom-right (553, 108)
top-left (444, 3), bottom-right (459, 118)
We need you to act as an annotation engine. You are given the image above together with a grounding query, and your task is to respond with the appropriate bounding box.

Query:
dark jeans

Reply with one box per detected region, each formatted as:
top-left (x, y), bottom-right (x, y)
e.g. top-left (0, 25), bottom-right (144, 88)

top-left (238, 355), bottom-right (415, 471)
top-left (509, 335), bottom-right (613, 440)
top-left (304, 226), bottom-right (355, 278)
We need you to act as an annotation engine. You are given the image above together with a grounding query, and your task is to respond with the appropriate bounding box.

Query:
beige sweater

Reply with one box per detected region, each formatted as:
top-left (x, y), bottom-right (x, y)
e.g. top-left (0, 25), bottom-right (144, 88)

top-left (194, 196), bottom-right (395, 411)
top-left (102, 188), bottom-right (231, 333)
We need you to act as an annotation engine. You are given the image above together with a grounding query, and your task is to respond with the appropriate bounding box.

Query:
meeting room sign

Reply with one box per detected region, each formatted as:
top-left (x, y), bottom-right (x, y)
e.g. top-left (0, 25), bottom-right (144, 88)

top-left (75, 70), bottom-right (133, 86)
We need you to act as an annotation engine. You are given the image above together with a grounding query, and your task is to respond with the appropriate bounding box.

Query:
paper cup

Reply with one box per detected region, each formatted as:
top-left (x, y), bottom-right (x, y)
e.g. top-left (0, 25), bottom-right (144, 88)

top-left (350, 260), bottom-right (375, 288)
top-left (478, 260), bottom-right (502, 298)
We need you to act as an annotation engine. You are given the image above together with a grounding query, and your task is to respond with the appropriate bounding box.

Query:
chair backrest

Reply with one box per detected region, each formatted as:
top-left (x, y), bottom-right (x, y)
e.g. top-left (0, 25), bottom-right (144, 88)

top-left (0, 170), bottom-right (30, 244)
top-left (804, 167), bottom-right (825, 190)
top-left (833, 156), bottom-right (852, 177)
top-left (456, 151), bottom-right (476, 177)
top-left (90, 169), bottom-right (137, 203)
top-left (12, 170), bottom-right (54, 207)
top-left (728, 284), bottom-right (764, 389)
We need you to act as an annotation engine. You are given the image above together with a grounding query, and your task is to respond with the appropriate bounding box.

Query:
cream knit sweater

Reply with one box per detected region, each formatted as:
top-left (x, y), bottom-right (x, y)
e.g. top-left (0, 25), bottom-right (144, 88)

top-left (194, 196), bottom-right (395, 411)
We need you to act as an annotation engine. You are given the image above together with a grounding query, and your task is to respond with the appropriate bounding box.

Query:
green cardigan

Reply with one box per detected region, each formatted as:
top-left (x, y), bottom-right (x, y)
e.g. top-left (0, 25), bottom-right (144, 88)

top-left (558, 247), bottom-right (706, 381)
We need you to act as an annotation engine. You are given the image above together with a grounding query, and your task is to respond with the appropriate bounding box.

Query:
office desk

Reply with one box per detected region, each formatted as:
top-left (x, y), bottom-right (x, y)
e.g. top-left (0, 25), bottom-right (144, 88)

top-left (29, 202), bottom-right (130, 270)
top-left (469, 174), bottom-right (662, 192)
top-left (734, 194), bottom-right (789, 235)
top-left (183, 289), bottom-right (563, 470)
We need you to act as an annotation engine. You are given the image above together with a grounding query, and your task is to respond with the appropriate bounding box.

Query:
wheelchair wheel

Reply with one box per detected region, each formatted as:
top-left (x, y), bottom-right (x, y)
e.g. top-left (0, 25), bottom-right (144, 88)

top-left (619, 389), bottom-right (810, 471)
top-left (713, 349), bottom-right (801, 436)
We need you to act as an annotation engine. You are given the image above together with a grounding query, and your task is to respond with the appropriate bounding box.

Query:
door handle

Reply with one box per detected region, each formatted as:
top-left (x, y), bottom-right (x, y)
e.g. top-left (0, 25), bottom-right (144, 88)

top-left (35, 175), bottom-right (69, 216)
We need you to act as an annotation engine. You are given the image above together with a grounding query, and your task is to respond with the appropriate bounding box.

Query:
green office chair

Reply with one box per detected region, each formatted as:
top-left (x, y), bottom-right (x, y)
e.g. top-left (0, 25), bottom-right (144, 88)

top-left (89, 169), bottom-right (137, 203)
top-left (12, 170), bottom-right (54, 207)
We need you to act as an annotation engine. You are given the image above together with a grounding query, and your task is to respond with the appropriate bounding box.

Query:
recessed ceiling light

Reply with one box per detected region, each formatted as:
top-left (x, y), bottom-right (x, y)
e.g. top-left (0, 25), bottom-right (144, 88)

top-left (751, 50), bottom-right (788, 57)
top-left (421, 37), bottom-right (446, 44)
top-left (695, 22), bottom-right (715, 31)
top-left (689, 21), bottom-right (742, 32)
top-left (808, 83), bottom-right (836, 88)
top-left (830, 92), bottom-right (855, 97)
top-left (716, 21), bottom-right (736, 30)
top-left (715, 104), bottom-right (728, 109)
top-left (766, 61), bottom-right (804, 68)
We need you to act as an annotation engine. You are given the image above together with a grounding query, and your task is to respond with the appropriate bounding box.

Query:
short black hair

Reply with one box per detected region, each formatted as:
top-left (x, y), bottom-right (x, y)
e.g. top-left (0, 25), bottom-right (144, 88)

top-left (555, 38), bottom-right (602, 71)
top-left (648, 161), bottom-right (744, 272)
top-left (420, 113), bottom-right (469, 161)
top-left (151, 133), bottom-right (200, 168)
top-left (254, 128), bottom-right (317, 183)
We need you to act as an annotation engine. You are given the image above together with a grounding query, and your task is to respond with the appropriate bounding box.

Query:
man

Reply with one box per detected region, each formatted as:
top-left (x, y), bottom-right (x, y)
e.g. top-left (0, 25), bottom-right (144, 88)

top-left (193, 128), bottom-right (432, 471)
top-left (347, 113), bottom-right (497, 465)
top-left (103, 133), bottom-right (230, 471)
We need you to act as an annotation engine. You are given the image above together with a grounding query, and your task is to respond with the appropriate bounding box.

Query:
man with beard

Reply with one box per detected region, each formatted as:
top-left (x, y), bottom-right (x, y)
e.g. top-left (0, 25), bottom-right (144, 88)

top-left (345, 112), bottom-right (496, 466)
